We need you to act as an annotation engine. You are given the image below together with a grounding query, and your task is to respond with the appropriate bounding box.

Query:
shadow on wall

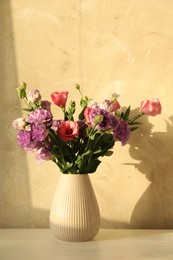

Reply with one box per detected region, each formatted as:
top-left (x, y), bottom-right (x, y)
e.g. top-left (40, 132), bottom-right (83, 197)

top-left (0, 1), bottom-right (32, 227)
top-left (127, 111), bottom-right (173, 228)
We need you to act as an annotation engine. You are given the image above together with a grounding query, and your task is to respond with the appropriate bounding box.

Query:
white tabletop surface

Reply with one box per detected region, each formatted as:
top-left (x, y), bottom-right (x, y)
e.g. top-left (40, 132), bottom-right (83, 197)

top-left (0, 229), bottom-right (173, 260)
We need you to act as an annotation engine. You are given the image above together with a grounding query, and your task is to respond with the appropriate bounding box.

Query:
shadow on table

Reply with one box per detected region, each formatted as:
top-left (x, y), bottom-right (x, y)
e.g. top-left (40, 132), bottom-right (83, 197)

top-left (94, 228), bottom-right (173, 241)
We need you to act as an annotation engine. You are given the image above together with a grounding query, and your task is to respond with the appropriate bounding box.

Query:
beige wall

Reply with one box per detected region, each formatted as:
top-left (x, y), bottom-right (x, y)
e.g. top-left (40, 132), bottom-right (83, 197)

top-left (1, 0), bottom-right (173, 228)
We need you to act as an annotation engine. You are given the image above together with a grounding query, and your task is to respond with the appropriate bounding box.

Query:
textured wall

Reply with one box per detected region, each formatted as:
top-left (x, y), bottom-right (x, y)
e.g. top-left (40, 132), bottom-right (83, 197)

top-left (1, 0), bottom-right (173, 228)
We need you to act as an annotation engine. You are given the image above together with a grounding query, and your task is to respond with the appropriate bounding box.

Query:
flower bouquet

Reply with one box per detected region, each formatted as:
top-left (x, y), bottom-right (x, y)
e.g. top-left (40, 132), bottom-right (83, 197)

top-left (13, 82), bottom-right (162, 174)
top-left (13, 82), bottom-right (161, 242)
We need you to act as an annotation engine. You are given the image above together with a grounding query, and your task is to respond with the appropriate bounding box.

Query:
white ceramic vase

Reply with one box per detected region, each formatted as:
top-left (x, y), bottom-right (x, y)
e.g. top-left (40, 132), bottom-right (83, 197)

top-left (50, 174), bottom-right (100, 242)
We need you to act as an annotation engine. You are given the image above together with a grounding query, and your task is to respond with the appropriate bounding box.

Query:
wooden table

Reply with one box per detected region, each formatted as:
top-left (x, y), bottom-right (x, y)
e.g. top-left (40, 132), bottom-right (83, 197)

top-left (0, 229), bottom-right (173, 259)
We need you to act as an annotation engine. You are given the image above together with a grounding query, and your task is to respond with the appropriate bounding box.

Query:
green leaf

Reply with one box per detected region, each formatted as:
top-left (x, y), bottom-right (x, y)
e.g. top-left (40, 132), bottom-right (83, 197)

top-left (128, 121), bottom-right (143, 126)
top-left (120, 111), bottom-right (124, 119)
top-left (36, 100), bottom-right (42, 107)
top-left (63, 164), bottom-right (77, 174)
top-left (130, 126), bottom-right (139, 131)
top-left (122, 106), bottom-right (131, 120)
top-left (16, 82), bottom-right (27, 99)
top-left (32, 103), bottom-right (38, 109)
top-left (78, 107), bottom-right (85, 120)
top-left (128, 114), bottom-right (142, 124)
top-left (22, 108), bottom-right (33, 112)
top-left (85, 159), bottom-right (101, 173)
top-left (80, 98), bottom-right (87, 108)
top-left (66, 101), bottom-right (76, 120)
top-left (17, 88), bottom-right (26, 99)
top-left (104, 150), bottom-right (114, 156)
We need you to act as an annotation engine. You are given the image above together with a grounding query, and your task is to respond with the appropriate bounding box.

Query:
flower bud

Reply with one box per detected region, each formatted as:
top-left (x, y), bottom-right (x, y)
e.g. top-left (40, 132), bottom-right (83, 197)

top-left (94, 114), bottom-right (104, 124)
top-left (75, 84), bottom-right (80, 90)
top-left (16, 82), bottom-right (27, 99)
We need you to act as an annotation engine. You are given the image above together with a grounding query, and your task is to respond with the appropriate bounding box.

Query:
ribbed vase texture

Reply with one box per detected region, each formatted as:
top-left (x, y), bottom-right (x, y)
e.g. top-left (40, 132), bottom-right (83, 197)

top-left (50, 174), bottom-right (100, 242)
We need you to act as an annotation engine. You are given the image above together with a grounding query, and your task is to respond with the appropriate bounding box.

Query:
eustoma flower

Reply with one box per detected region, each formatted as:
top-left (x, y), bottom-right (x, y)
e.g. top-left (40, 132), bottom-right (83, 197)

top-left (35, 148), bottom-right (52, 163)
top-left (57, 120), bottom-right (79, 142)
top-left (89, 107), bottom-right (112, 130)
top-left (27, 108), bottom-right (52, 125)
top-left (51, 91), bottom-right (68, 108)
top-left (17, 130), bottom-right (31, 148)
top-left (26, 89), bottom-right (41, 103)
top-left (31, 123), bottom-right (48, 141)
top-left (113, 120), bottom-right (131, 146)
top-left (140, 98), bottom-right (162, 116)
top-left (12, 118), bottom-right (26, 130)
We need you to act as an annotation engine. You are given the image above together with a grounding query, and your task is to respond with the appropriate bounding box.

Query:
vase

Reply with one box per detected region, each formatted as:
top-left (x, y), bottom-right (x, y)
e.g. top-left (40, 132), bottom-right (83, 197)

top-left (50, 173), bottom-right (100, 242)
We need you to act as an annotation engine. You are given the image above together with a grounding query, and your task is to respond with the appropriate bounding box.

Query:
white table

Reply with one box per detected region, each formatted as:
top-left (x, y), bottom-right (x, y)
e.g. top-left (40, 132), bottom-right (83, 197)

top-left (0, 229), bottom-right (173, 259)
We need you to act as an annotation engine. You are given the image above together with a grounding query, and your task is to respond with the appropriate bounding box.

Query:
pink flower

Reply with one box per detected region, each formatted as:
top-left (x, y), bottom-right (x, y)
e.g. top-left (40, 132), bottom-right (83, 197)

top-left (140, 98), bottom-right (162, 116)
top-left (108, 101), bottom-right (121, 112)
top-left (51, 91), bottom-right (68, 108)
top-left (84, 107), bottom-right (92, 125)
top-left (57, 120), bottom-right (79, 142)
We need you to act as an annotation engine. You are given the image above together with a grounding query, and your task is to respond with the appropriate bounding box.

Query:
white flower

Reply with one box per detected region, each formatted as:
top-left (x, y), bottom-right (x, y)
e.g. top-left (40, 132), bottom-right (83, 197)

top-left (26, 89), bottom-right (41, 103)
top-left (12, 118), bottom-right (26, 130)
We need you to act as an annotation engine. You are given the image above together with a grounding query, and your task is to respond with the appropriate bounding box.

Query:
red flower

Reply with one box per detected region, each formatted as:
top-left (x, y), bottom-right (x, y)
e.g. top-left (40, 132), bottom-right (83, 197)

top-left (51, 91), bottom-right (68, 108)
top-left (57, 120), bottom-right (79, 142)
top-left (140, 98), bottom-right (162, 116)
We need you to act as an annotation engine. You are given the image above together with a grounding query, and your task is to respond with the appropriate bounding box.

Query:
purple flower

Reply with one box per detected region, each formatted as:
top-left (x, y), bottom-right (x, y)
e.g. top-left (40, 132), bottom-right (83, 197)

top-left (31, 123), bottom-right (48, 141)
top-left (113, 120), bottom-right (131, 145)
top-left (17, 130), bottom-right (31, 148)
top-left (17, 130), bottom-right (43, 151)
top-left (35, 148), bottom-right (52, 163)
top-left (41, 100), bottom-right (52, 111)
top-left (109, 114), bottom-right (119, 128)
top-left (90, 107), bottom-right (111, 130)
top-left (27, 108), bottom-right (52, 125)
